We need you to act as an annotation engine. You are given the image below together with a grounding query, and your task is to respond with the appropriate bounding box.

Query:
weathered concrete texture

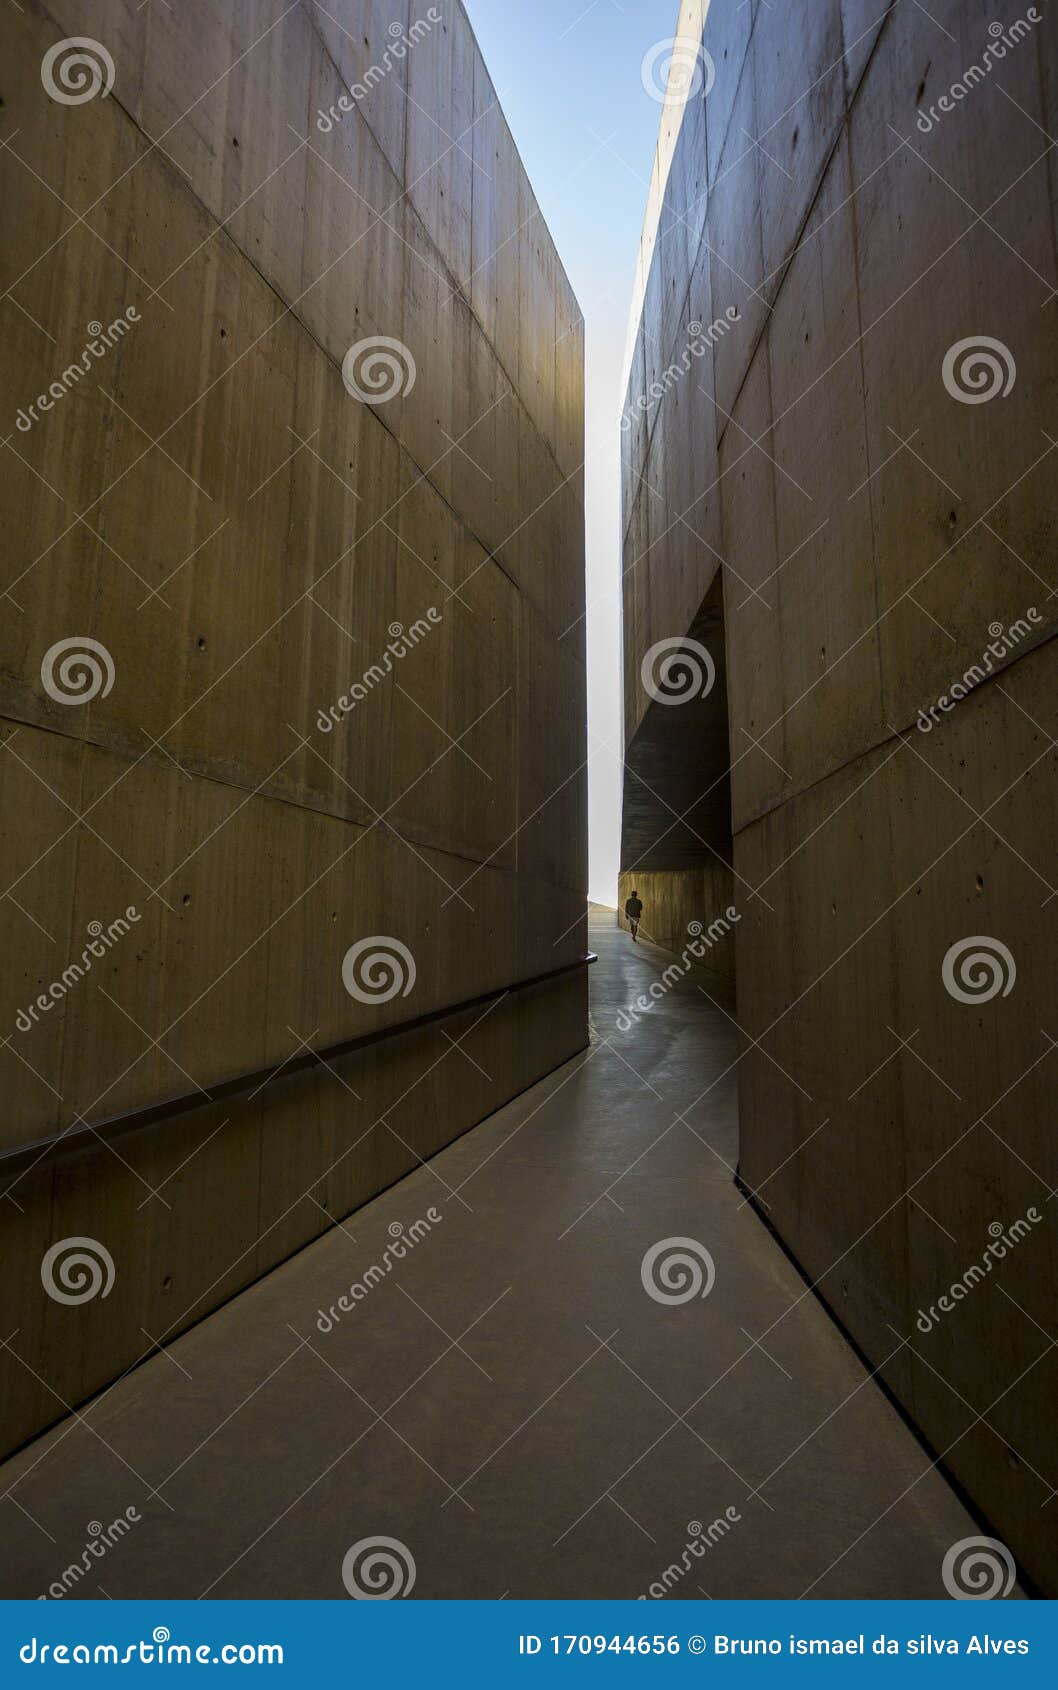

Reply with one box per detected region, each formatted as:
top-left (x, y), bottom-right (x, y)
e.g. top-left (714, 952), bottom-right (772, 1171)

top-left (0, 1), bottom-right (585, 1457)
top-left (0, 911), bottom-right (993, 1600)
top-left (621, 0), bottom-right (1057, 1591)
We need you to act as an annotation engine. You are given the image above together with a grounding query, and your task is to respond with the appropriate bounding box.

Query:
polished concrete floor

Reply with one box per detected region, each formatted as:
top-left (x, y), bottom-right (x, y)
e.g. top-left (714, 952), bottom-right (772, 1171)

top-left (1, 908), bottom-right (986, 1599)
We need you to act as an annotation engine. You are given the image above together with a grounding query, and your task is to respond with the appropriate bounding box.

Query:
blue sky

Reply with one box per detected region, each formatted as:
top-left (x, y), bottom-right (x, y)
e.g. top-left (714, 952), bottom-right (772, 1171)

top-left (465, 0), bottom-right (680, 904)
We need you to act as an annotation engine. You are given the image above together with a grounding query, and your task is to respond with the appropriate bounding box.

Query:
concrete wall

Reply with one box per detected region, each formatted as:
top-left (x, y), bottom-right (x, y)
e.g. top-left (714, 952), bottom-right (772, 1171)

top-left (0, 0), bottom-right (586, 1458)
top-left (621, 0), bottom-right (1057, 1591)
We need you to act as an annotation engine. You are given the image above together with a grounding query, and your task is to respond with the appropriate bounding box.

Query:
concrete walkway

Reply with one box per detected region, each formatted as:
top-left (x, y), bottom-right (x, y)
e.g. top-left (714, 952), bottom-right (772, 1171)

top-left (0, 908), bottom-right (984, 1599)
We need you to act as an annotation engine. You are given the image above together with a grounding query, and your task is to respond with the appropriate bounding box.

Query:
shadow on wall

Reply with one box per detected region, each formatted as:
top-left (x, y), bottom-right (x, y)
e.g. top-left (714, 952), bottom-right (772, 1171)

top-left (619, 571), bottom-right (736, 980)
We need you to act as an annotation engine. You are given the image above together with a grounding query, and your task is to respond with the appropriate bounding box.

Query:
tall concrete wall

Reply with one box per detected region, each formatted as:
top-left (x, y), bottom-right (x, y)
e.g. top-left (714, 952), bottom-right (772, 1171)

top-left (621, 0), bottom-right (1057, 1591)
top-left (0, 0), bottom-right (586, 1458)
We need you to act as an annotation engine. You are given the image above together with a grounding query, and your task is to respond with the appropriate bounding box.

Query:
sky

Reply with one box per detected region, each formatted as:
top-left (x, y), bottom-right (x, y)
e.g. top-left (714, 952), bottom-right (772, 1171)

top-left (464, 0), bottom-right (680, 906)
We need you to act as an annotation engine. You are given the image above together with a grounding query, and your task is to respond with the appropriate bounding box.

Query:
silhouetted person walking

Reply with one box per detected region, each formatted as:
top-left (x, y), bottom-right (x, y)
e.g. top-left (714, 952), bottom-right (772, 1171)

top-left (625, 889), bottom-right (643, 942)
